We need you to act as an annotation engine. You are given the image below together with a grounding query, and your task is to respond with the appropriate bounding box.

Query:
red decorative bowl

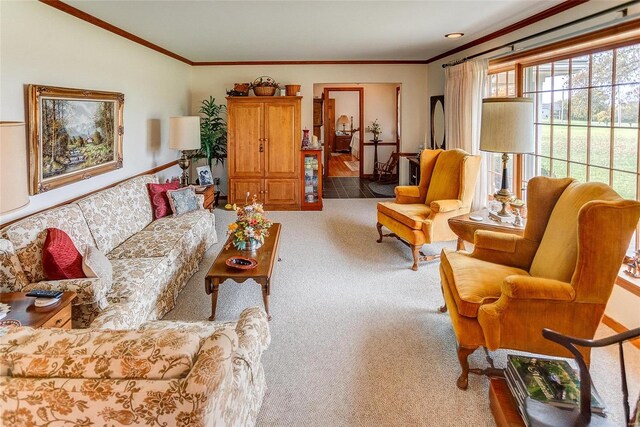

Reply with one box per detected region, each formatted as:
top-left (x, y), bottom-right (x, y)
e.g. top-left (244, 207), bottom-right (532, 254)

top-left (226, 256), bottom-right (258, 270)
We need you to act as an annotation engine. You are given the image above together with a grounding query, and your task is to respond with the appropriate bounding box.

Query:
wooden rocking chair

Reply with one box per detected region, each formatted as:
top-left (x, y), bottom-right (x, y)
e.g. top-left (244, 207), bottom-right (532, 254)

top-left (375, 152), bottom-right (398, 182)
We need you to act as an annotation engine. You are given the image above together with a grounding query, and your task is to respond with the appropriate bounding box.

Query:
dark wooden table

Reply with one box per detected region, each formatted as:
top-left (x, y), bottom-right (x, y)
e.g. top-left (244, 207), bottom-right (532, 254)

top-left (205, 223), bottom-right (281, 321)
top-left (448, 208), bottom-right (525, 251)
top-left (0, 292), bottom-right (76, 328)
top-left (489, 377), bottom-right (526, 427)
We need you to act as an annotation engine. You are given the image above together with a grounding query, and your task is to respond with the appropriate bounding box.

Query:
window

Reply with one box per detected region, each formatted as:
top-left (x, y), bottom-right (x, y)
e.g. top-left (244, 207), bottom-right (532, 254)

top-left (521, 46), bottom-right (640, 205)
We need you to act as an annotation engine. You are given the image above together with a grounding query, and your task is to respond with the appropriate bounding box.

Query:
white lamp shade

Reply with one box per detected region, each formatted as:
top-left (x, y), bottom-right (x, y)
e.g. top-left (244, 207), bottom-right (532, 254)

top-left (169, 116), bottom-right (201, 150)
top-left (0, 122), bottom-right (29, 213)
top-left (337, 115), bottom-right (350, 125)
top-left (480, 97), bottom-right (534, 154)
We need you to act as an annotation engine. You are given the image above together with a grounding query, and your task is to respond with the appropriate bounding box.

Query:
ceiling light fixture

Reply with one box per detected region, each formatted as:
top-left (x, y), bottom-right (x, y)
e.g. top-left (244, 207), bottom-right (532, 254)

top-left (445, 32), bottom-right (464, 39)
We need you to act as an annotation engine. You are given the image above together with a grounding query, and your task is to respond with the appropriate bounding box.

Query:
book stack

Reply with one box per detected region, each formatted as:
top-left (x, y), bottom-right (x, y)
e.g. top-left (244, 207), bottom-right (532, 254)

top-left (505, 355), bottom-right (606, 426)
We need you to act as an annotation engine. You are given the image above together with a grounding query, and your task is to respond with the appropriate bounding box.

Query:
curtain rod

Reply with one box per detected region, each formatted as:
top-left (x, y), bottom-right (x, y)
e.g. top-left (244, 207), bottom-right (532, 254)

top-left (442, 0), bottom-right (640, 68)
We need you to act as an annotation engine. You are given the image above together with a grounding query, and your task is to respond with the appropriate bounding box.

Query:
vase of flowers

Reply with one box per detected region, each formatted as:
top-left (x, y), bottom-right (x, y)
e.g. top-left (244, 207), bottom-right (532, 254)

top-left (226, 194), bottom-right (273, 251)
top-left (366, 119), bottom-right (382, 142)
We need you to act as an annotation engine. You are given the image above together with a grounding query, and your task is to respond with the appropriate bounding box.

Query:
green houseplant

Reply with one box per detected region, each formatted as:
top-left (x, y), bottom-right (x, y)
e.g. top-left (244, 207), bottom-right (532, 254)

top-left (193, 96), bottom-right (227, 170)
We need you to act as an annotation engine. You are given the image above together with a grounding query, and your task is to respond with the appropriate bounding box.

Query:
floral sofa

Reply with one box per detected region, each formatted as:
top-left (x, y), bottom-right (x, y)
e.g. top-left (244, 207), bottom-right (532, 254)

top-left (0, 307), bottom-right (270, 427)
top-left (0, 175), bottom-right (217, 329)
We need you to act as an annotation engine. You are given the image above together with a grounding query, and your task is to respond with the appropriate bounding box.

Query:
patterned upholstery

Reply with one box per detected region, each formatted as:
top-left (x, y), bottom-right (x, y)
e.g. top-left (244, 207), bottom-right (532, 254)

top-left (0, 307), bottom-right (270, 426)
top-left (0, 175), bottom-right (218, 329)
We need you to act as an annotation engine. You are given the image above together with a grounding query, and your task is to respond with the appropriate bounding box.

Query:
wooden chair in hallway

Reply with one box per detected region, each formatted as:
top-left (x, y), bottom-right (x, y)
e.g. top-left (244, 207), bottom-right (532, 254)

top-left (375, 152), bottom-right (399, 183)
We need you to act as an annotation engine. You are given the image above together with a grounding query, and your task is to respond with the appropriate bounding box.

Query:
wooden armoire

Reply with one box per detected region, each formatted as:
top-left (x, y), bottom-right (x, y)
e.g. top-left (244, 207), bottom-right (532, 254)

top-left (227, 96), bottom-right (301, 210)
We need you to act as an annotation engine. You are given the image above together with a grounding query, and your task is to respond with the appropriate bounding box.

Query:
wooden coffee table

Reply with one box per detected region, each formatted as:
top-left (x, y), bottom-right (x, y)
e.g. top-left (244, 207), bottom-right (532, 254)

top-left (0, 292), bottom-right (76, 329)
top-left (205, 223), bottom-right (281, 321)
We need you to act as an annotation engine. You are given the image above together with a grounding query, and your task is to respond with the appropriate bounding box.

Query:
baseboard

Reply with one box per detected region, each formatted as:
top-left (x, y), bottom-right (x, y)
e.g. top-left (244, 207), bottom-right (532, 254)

top-left (601, 314), bottom-right (640, 350)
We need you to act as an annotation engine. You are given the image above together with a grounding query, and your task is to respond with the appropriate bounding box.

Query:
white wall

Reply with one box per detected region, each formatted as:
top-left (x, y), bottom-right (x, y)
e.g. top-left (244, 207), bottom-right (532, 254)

top-left (190, 65), bottom-right (427, 188)
top-left (0, 0), bottom-right (190, 224)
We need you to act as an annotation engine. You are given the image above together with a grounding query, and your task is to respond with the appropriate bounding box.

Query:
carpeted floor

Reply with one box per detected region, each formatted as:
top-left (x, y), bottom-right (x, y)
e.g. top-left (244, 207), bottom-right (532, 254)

top-left (165, 199), bottom-right (639, 426)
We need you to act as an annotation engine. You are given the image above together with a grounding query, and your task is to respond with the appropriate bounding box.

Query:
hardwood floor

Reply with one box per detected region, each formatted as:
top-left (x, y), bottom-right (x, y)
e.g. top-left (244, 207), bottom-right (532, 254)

top-left (329, 153), bottom-right (359, 177)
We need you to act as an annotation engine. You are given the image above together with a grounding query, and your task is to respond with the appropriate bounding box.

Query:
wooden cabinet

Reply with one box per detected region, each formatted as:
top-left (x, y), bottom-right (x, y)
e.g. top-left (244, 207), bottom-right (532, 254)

top-left (334, 134), bottom-right (352, 153)
top-left (301, 150), bottom-right (322, 210)
top-left (227, 97), bottom-right (301, 209)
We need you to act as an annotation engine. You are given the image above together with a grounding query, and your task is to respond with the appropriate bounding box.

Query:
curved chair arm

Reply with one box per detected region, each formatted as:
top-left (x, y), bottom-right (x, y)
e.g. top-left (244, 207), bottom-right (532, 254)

top-left (429, 199), bottom-right (462, 213)
top-left (470, 230), bottom-right (539, 270)
top-left (501, 275), bottom-right (575, 301)
top-left (394, 185), bottom-right (425, 204)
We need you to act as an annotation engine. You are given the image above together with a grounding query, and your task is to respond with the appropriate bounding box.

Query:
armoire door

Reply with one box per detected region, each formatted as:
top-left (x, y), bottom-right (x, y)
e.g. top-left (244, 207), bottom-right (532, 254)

top-left (264, 179), bottom-right (299, 206)
top-left (264, 101), bottom-right (300, 179)
top-left (228, 102), bottom-right (264, 178)
top-left (229, 179), bottom-right (263, 205)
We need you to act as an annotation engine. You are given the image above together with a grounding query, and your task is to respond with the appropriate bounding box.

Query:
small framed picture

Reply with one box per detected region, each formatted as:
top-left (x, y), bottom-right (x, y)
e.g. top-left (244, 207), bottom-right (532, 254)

top-left (196, 165), bottom-right (213, 185)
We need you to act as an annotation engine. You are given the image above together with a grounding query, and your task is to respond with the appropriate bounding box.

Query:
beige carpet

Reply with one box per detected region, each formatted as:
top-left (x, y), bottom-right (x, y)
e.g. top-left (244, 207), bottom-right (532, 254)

top-left (165, 199), bottom-right (640, 426)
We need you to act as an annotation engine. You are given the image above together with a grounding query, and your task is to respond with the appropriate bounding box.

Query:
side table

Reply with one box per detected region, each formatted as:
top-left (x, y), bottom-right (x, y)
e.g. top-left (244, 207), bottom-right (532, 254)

top-left (195, 185), bottom-right (216, 211)
top-left (489, 377), bottom-right (526, 427)
top-left (448, 208), bottom-right (525, 251)
top-left (0, 292), bottom-right (76, 329)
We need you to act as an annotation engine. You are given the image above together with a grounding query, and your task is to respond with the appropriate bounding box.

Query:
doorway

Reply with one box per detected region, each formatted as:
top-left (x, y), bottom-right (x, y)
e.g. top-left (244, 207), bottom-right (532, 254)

top-left (322, 87), bottom-right (364, 179)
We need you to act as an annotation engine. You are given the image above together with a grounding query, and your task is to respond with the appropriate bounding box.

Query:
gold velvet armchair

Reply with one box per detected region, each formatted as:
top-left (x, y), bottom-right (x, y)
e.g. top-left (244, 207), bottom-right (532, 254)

top-left (376, 149), bottom-right (481, 270)
top-left (439, 176), bottom-right (640, 389)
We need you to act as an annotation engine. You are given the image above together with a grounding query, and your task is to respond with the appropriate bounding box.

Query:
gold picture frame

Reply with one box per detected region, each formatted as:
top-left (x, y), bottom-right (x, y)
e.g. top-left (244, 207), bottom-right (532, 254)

top-left (27, 84), bottom-right (124, 194)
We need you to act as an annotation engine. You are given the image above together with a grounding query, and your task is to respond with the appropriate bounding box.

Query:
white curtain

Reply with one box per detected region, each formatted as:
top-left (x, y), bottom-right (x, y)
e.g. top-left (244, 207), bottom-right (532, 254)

top-left (444, 59), bottom-right (489, 211)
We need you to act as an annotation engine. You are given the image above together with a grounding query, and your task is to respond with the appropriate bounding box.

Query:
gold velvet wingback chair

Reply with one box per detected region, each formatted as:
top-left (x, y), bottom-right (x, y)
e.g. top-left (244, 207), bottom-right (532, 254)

top-left (376, 149), bottom-right (481, 270)
top-left (439, 176), bottom-right (640, 390)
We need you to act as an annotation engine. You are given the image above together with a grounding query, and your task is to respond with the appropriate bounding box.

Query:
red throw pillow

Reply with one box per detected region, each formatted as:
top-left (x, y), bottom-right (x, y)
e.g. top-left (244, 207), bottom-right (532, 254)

top-left (42, 228), bottom-right (86, 280)
top-left (147, 182), bottom-right (180, 220)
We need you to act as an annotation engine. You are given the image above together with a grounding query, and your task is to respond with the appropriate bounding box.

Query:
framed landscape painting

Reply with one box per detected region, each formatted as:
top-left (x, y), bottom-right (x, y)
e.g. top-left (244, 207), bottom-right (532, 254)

top-left (28, 85), bottom-right (124, 194)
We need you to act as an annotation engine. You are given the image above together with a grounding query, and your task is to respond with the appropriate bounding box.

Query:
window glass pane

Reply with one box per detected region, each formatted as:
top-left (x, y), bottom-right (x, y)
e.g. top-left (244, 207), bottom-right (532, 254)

top-left (614, 83), bottom-right (639, 127)
top-left (612, 171), bottom-right (637, 200)
top-left (591, 51), bottom-right (613, 87)
top-left (538, 63), bottom-right (552, 93)
top-left (590, 126), bottom-right (610, 168)
top-left (539, 157), bottom-right (551, 177)
top-left (497, 72), bottom-right (507, 96)
top-left (553, 125), bottom-right (568, 160)
top-left (507, 70), bottom-right (516, 96)
top-left (613, 127), bottom-right (638, 173)
top-left (590, 166), bottom-right (610, 184)
top-left (523, 154), bottom-right (536, 182)
top-left (538, 124), bottom-right (551, 157)
top-left (590, 87), bottom-right (612, 125)
top-left (570, 127), bottom-right (587, 164)
top-left (524, 66), bottom-right (537, 93)
top-left (552, 159), bottom-right (568, 178)
top-left (569, 162), bottom-right (586, 182)
top-left (553, 89), bottom-right (569, 124)
top-left (537, 92), bottom-right (551, 124)
top-left (616, 45), bottom-right (640, 85)
top-left (571, 88), bottom-right (589, 123)
top-left (570, 55), bottom-right (590, 90)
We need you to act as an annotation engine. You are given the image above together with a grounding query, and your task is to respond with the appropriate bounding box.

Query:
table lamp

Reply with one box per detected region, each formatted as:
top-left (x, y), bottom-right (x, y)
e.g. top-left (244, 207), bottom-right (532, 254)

top-left (479, 97), bottom-right (534, 217)
top-left (0, 122), bottom-right (30, 214)
top-left (337, 115), bottom-right (350, 133)
top-left (169, 116), bottom-right (201, 186)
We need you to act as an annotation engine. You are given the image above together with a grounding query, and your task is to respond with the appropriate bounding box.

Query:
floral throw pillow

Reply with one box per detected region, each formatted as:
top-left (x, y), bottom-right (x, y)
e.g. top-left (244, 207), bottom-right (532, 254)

top-left (166, 187), bottom-right (199, 217)
top-left (147, 182), bottom-right (180, 220)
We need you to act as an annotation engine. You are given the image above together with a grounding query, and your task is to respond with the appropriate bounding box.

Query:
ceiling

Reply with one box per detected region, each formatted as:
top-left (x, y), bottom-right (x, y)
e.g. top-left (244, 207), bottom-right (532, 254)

top-left (65, 0), bottom-right (564, 62)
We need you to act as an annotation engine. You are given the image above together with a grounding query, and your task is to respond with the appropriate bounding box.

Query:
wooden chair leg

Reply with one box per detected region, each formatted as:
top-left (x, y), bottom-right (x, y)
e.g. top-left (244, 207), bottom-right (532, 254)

top-left (411, 245), bottom-right (420, 271)
top-left (456, 345), bottom-right (478, 390)
top-left (376, 222), bottom-right (384, 243)
top-left (438, 285), bottom-right (448, 313)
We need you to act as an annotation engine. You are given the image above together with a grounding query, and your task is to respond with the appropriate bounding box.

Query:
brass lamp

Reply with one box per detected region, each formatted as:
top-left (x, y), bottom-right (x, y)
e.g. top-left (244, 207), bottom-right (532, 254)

top-left (479, 97), bottom-right (534, 217)
top-left (337, 115), bottom-right (350, 132)
top-left (0, 122), bottom-right (30, 214)
top-left (169, 116), bottom-right (201, 187)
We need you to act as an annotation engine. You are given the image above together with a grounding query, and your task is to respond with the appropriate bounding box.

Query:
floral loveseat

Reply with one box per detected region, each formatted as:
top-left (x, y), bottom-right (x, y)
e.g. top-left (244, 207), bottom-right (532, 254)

top-left (0, 307), bottom-right (270, 427)
top-left (0, 175), bottom-right (217, 329)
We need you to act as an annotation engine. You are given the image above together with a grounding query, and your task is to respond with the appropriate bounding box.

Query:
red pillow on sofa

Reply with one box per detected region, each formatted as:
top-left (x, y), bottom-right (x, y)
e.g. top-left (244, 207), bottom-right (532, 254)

top-left (42, 228), bottom-right (86, 280)
top-left (147, 182), bottom-right (180, 220)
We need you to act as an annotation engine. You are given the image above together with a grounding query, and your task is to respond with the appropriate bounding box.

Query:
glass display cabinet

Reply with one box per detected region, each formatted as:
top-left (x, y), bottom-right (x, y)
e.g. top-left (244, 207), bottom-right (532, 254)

top-left (301, 149), bottom-right (322, 210)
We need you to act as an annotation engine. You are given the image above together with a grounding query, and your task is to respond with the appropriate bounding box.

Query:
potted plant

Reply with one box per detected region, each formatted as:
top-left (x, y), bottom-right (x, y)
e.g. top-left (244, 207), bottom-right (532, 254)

top-left (366, 119), bottom-right (382, 142)
top-left (251, 76), bottom-right (279, 96)
top-left (192, 96), bottom-right (227, 174)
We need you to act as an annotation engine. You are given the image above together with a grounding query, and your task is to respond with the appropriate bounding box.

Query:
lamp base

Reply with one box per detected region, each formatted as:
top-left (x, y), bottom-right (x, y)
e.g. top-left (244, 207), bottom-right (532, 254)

top-left (178, 151), bottom-right (191, 187)
top-left (494, 152), bottom-right (514, 217)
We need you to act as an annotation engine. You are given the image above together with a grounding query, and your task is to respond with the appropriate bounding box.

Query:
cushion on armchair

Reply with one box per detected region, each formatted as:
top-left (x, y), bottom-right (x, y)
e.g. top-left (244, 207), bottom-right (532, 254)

top-left (377, 202), bottom-right (431, 229)
top-left (42, 228), bottom-right (86, 280)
